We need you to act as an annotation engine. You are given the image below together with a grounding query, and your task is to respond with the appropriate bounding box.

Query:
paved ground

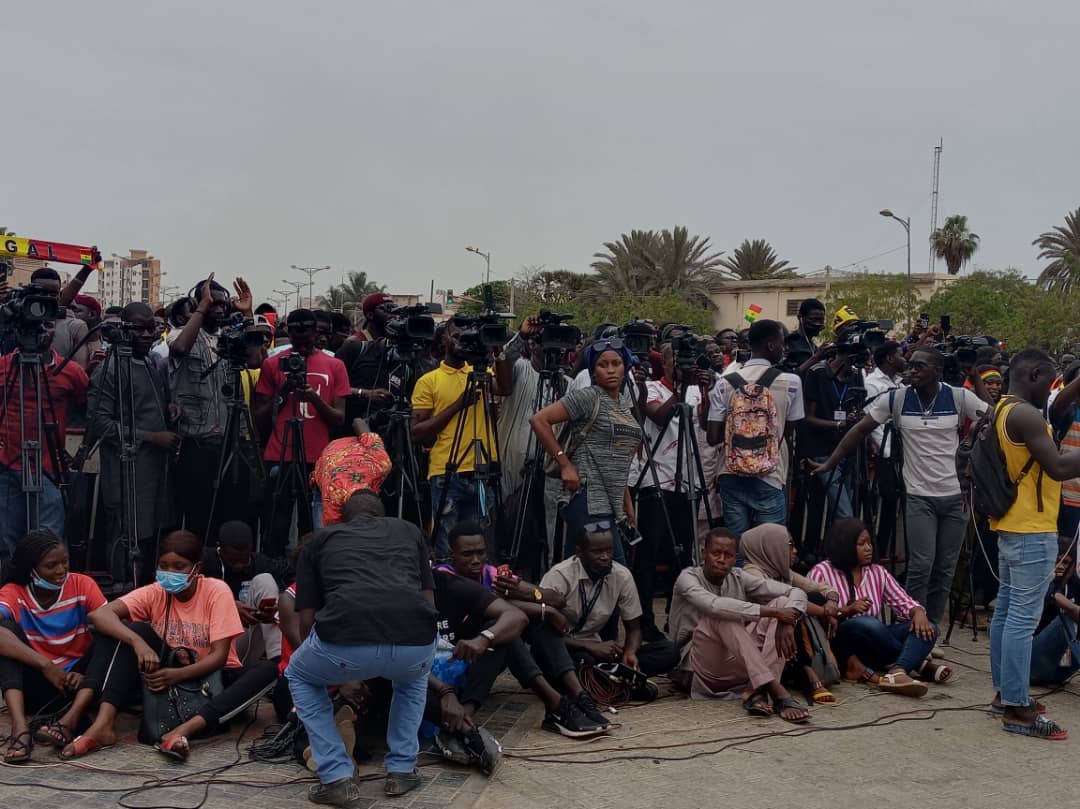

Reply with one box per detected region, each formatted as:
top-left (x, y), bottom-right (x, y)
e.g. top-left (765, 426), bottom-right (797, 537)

top-left (3, 611), bottom-right (1079, 809)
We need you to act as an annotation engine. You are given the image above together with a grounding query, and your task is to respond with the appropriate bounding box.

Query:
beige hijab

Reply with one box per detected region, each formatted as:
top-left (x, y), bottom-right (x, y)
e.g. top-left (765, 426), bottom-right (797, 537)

top-left (740, 523), bottom-right (792, 584)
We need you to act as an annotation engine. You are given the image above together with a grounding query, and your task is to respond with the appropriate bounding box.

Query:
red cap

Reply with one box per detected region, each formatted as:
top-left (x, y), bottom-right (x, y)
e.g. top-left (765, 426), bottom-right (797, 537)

top-left (362, 292), bottom-right (394, 315)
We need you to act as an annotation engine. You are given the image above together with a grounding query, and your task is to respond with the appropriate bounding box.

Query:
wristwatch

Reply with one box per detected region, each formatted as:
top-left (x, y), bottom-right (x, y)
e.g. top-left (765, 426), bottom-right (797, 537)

top-left (479, 629), bottom-right (496, 645)
top-left (533, 588), bottom-right (544, 603)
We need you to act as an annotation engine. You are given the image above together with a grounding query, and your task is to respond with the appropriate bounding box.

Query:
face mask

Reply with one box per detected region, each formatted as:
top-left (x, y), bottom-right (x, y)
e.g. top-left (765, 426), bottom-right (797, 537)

top-left (156, 569), bottom-right (194, 594)
top-left (803, 322), bottom-right (824, 338)
top-left (32, 572), bottom-right (65, 592)
top-left (585, 562), bottom-right (613, 582)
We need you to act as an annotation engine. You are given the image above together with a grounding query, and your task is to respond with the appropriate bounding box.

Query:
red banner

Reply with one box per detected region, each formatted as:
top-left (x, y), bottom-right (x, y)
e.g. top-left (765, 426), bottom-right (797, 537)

top-left (2, 235), bottom-right (101, 269)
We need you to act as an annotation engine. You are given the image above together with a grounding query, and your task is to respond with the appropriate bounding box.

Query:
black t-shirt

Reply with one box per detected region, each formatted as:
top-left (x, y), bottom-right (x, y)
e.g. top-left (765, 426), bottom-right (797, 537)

top-left (1038, 574), bottom-right (1080, 634)
top-left (294, 515), bottom-right (437, 645)
top-left (201, 548), bottom-right (290, 600)
top-left (798, 365), bottom-right (863, 458)
top-left (433, 570), bottom-right (496, 645)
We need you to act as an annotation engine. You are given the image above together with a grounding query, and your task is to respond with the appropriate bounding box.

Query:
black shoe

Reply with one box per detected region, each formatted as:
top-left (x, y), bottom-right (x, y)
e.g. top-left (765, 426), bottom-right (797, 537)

top-left (629, 680), bottom-right (659, 703)
top-left (542, 696), bottom-right (606, 738)
top-left (575, 691), bottom-right (611, 729)
top-left (462, 729), bottom-right (498, 776)
top-left (308, 777), bottom-right (361, 806)
top-left (384, 769), bottom-right (422, 797)
top-left (641, 623), bottom-right (666, 643)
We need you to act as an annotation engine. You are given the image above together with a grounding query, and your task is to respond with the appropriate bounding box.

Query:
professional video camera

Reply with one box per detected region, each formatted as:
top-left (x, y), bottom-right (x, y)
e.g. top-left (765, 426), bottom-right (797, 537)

top-left (935, 333), bottom-right (996, 385)
top-left (834, 318), bottom-right (892, 366)
top-left (452, 285), bottom-right (511, 366)
top-left (280, 351), bottom-right (308, 389)
top-left (0, 284), bottom-right (64, 354)
top-left (100, 320), bottom-right (139, 346)
top-left (619, 318), bottom-right (654, 359)
top-left (668, 325), bottom-right (712, 372)
top-left (536, 310), bottom-right (580, 352)
top-left (215, 312), bottom-right (265, 364)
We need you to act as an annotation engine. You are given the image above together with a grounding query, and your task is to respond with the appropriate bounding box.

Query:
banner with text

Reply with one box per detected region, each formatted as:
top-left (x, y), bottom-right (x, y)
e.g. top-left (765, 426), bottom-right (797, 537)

top-left (2, 236), bottom-right (101, 269)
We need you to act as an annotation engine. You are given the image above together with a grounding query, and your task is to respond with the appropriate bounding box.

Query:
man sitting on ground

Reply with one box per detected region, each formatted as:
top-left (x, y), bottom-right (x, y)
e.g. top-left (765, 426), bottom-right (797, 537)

top-left (668, 528), bottom-right (810, 723)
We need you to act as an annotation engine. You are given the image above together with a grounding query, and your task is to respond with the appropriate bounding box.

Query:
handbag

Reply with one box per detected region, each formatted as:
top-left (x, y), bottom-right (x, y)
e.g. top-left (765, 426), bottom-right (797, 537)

top-left (138, 596), bottom-right (225, 744)
top-left (544, 393), bottom-right (601, 478)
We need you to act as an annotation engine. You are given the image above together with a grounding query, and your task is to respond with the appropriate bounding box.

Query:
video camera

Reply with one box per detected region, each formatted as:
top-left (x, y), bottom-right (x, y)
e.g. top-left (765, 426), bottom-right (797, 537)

top-left (216, 312), bottom-right (265, 365)
top-left (385, 303), bottom-right (437, 363)
top-left (536, 310), bottom-right (580, 353)
top-left (280, 351), bottom-right (308, 390)
top-left (619, 319), bottom-right (654, 359)
top-left (452, 284), bottom-right (512, 366)
top-left (834, 319), bottom-right (892, 367)
top-left (0, 284), bottom-right (65, 355)
top-left (667, 325), bottom-right (711, 372)
top-left (934, 333), bottom-right (996, 385)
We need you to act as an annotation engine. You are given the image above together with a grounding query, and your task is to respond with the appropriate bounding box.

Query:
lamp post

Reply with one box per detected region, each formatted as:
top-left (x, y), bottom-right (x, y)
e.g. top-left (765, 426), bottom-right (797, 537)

top-left (291, 264), bottom-right (331, 309)
top-left (272, 288), bottom-right (291, 314)
top-left (878, 209), bottom-right (911, 279)
top-left (465, 246), bottom-right (491, 284)
top-left (282, 280), bottom-right (305, 310)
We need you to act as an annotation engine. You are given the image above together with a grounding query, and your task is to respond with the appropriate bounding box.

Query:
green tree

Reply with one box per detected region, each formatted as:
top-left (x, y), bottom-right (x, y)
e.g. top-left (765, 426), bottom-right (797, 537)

top-left (590, 227), bottom-right (724, 306)
top-left (456, 280), bottom-right (514, 317)
top-left (717, 239), bottom-right (797, 280)
top-left (822, 273), bottom-right (921, 335)
top-left (1034, 207), bottom-right (1080, 293)
top-left (316, 270), bottom-right (384, 312)
top-left (930, 214), bottom-right (979, 275)
top-left (514, 266), bottom-right (597, 308)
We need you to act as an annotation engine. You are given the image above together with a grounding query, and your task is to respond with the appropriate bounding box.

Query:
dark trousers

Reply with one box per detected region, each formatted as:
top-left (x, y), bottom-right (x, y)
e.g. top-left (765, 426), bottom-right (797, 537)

top-left (530, 620), bottom-right (678, 680)
top-left (0, 619), bottom-right (95, 713)
top-left (176, 438), bottom-right (256, 544)
top-left (85, 622), bottom-right (277, 728)
top-left (634, 488), bottom-right (694, 629)
top-left (262, 461), bottom-right (314, 558)
top-left (832, 615), bottom-right (936, 674)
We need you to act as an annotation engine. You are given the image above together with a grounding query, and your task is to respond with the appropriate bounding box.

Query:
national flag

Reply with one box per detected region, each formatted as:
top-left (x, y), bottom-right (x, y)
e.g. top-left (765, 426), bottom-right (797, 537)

top-left (744, 304), bottom-right (763, 323)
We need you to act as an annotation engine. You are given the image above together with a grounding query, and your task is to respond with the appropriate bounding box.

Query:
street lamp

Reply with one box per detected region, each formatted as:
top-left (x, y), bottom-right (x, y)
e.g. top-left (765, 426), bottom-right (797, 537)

top-left (878, 209), bottom-right (911, 279)
top-left (291, 264), bottom-right (331, 309)
top-left (282, 280), bottom-right (306, 310)
top-left (465, 246), bottom-right (491, 284)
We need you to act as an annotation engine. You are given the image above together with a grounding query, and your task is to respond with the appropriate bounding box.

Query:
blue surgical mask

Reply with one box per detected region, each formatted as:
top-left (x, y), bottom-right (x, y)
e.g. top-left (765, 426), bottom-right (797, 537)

top-left (156, 569), bottom-right (194, 594)
top-left (32, 572), bottom-right (66, 592)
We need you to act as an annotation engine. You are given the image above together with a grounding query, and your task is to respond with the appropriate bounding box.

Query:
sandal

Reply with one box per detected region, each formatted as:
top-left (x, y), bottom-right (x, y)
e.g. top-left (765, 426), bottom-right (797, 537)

top-left (34, 720), bottom-right (74, 749)
top-left (1002, 715), bottom-right (1068, 741)
top-left (156, 735), bottom-right (190, 762)
top-left (916, 659), bottom-right (954, 683)
top-left (991, 697), bottom-right (1046, 717)
top-left (809, 683), bottom-right (837, 705)
top-left (877, 671), bottom-right (928, 698)
top-left (742, 690), bottom-right (772, 717)
top-left (3, 731), bottom-right (32, 764)
top-left (59, 735), bottom-right (114, 761)
top-left (773, 697), bottom-right (810, 724)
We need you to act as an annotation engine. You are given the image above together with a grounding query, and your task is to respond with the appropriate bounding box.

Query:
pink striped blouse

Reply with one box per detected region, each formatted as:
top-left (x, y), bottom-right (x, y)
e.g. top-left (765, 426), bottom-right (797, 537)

top-left (807, 561), bottom-right (923, 621)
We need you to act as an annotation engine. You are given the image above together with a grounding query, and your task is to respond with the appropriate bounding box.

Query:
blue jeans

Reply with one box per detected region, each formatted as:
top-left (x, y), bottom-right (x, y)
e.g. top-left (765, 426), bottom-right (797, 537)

top-left (717, 475), bottom-right (786, 538)
top-left (430, 474), bottom-right (493, 560)
top-left (833, 615), bottom-right (937, 673)
top-left (285, 629), bottom-right (436, 783)
top-left (1030, 613), bottom-right (1080, 686)
top-left (811, 456), bottom-right (853, 521)
top-left (990, 531), bottom-right (1057, 706)
top-left (903, 493), bottom-right (968, 624)
top-left (0, 469), bottom-right (64, 568)
top-left (559, 486), bottom-right (626, 564)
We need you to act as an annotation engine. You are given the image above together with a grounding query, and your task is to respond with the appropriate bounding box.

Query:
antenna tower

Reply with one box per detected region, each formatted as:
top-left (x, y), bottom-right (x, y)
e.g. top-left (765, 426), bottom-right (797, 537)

top-left (928, 138), bottom-right (942, 273)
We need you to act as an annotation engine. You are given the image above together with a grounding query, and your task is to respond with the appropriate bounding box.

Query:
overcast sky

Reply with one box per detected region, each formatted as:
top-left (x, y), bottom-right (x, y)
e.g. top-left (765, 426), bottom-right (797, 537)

top-left (4, 1), bottom-right (1078, 308)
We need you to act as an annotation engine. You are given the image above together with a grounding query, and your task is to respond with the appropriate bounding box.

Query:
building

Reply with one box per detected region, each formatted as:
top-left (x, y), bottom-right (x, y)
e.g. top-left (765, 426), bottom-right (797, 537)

top-left (708, 273), bottom-right (958, 332)
top-left (99, 250), bottom-right (162, 309)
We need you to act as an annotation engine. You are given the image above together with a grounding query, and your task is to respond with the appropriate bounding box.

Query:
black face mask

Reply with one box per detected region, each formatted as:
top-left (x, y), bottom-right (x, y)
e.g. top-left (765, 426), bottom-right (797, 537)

top-left (803, 322), bottom-right (824, 338)
top-left (585, 562), bottom-right (613, 582)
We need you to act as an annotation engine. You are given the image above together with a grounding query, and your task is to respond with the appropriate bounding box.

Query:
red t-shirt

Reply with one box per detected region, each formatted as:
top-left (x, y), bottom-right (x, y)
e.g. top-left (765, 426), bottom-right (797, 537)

top-left (0, 350), bottom-right (89, 474)
top-left (256, 349), bottom-right (351, 464)
top-left (0, 573), bottom-right (107, 670)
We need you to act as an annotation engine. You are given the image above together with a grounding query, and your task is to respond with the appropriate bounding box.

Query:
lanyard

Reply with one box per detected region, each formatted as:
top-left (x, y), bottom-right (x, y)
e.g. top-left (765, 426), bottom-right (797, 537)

top-left (832, 379), bottom-right (848, 404)
top-left (573, 578), bottom-right (606, 634)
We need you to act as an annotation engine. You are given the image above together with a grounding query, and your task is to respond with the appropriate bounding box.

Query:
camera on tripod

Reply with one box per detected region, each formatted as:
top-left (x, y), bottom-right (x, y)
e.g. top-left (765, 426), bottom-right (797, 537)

top-left (216, 313), bottom-right (265, 365)
top-left (834, 318), bottom-right (891, 368)
top-left (668, 326), bottom-right (711, 372)
top-left (280, 352), bottom-right (308, 390)
top-left (385, 303), bottom-right (437, 362)
top-left (934, 334), bottom-right (995, 385)
top-left (536, 310), bottom-right (580, 352)
top-left (452, 284), bottom-right (512, 366)
top-left (0, 284), bottom-right (64, 354)
top-left (619, 318), bottom-right (654, 359)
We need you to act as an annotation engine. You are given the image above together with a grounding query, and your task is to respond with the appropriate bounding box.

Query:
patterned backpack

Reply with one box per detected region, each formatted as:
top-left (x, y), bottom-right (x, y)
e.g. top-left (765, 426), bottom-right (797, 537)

top-left (723, 368), bottom-right (782, 476)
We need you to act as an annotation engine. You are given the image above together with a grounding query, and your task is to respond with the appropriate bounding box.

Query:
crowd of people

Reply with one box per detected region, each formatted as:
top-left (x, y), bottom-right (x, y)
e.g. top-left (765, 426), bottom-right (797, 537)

top-left (2, 266), bottom-right (1080, 805)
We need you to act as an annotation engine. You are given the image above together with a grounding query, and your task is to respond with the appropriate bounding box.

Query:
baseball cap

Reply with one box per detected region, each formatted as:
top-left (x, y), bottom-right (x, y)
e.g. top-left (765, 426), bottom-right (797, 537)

top-left (832, 305), bottom-right (860, 332)
top-left (362, 292), bottom-right (395, 315)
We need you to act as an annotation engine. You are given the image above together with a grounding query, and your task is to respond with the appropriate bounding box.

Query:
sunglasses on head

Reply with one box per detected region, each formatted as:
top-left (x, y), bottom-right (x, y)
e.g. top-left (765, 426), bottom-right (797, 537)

top-left (584, 520), bottom-right (612, 533)
top-left (593, 338), bottom-right (625, 352)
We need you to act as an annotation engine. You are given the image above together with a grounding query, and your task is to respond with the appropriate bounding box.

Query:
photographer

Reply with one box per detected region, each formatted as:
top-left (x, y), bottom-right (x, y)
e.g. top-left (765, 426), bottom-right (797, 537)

top-left (27, 268), bottom-right (90, 370)
top-left (786, 298), bottom-right (832, 375)
top-left (86, 302), bottom-right (177, 585)
top-left (412, 316), bottom-right (506, 560)
top-left (253, 309), bottom-right (349, 556)
top-left (0, 317), bottom-right (88, 571)
top-left (167, 274), bottom-right (254, 538)
top-left (335, 293), bottom-right (396, 430)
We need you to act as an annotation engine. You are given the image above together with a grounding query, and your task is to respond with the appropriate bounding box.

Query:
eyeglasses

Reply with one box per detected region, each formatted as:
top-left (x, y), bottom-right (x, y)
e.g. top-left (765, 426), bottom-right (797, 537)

top-left (584, 520), bottom-right (612, 533)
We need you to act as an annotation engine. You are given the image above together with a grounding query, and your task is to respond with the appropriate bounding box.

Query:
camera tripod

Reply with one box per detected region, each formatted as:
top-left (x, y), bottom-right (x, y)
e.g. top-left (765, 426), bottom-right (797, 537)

top-left (264, 386), bottom-right (310, 556)
top-left (381, 355), bottom-right (426, 527)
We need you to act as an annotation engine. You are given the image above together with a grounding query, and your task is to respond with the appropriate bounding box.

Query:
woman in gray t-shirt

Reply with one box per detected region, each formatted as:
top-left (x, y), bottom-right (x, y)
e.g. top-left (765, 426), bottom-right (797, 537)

top-left (530, 339), bottom-right (643, 563)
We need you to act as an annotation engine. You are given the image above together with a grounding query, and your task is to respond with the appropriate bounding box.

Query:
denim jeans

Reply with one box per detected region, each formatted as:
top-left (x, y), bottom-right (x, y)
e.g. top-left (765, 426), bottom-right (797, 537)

top-left (285, 629), bottom-right (436, 783)
top-left (1030, 613), bottom-right (1080, 686)
top-left (903, 493), bottom-right (968, 624)
top-left (0, 469), bottom-right (64, 570)
top-left (717, 475), bottom-right (786, 538)
top-left (430, 474), bottom-right (493, 560)
top-left (990, 531), bottom-right (1057, 706)
top-left (810, 456), bottom-right (853, 521)
top-left (558, 486), bottom-right (626, 564)
top-left (832, 615), bottom-right (936, 673)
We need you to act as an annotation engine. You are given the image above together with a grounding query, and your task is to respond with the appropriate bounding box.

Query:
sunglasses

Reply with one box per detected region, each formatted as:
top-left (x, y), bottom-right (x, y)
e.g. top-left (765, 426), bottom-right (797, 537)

top-left (593, 338), bottom-right (625, 352)
top-left (584, 520), bottom-right (612, 533)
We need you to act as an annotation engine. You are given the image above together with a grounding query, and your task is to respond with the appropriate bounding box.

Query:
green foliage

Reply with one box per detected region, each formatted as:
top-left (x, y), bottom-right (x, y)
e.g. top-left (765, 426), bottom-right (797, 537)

top-left (718, 239), bottom-right (797, 280)
top-left (317, 270), bottom-right (384, 314)
top-left (823, 273), bottom-right (921, 335)
top-left (456, 280), bottom-right (514, 317)
top-left (1034, 207), bottom-right (1080, 293)
top-left (930, 214), bottom-right (979, 275)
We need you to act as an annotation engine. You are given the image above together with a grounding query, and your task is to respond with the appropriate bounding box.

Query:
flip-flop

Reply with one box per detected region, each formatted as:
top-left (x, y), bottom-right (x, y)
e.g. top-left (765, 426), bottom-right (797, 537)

top-left (810, 684), bottom-right (837, 705)
top-left (742, 691), bottom-right (772, 717)
top-left (1002, 715), bottom-right (1068, 741)
top-left (3, 731), bottom-right (33, 764)
top-left (773, 697), bottom-right (810, 724)
top-left (34, 721), bottom-right (74, 749)
top-left (991, 698), bottom-right (1047, 716)
top-left (59, 735), bottom-right (113, 761)
top-left (156, 735), bottom-right (189, 761)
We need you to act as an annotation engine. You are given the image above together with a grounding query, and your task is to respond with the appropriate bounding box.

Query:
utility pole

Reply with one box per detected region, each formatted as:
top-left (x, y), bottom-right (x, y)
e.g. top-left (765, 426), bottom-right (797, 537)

top-left (465, 246), bottom-right (491, 284)
top-left (291, 264), bottom-right (330, 308)
top-left (282, 279), bottom-right (305, 310)
top-left (929, 138), bottom-right (943, 273)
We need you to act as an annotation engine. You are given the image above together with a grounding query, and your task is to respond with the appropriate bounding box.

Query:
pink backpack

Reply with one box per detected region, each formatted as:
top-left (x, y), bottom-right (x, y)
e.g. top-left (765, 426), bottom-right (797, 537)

top-left (723, 368), bottom-right (782, 476)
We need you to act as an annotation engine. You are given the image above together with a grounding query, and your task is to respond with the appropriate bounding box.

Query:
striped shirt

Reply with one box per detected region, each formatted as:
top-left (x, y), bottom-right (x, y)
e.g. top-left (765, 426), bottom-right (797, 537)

top-left (807, 561), bottom-right (922, 621)
top-left (1061, 406), bottom-right (1080, 507)
top-left (0, 574), bottom-right (107, 670)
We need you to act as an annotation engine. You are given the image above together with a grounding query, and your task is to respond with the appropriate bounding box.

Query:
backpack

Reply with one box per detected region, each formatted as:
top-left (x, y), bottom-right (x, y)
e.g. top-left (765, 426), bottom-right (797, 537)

top-left (956, 396), bottom-right (1042, 521)
top-left (723, 368), bottom-right (782, 477)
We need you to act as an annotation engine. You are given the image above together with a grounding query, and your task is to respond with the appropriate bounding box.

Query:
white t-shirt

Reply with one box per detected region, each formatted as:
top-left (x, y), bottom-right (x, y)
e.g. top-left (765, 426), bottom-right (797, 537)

top-left (707, 359), bottom-right (805, 490)
top-left (630, 380), bottom-right (704, 492)
top-left (865, 383), bottom-right (986, 498)
top-left (863, 367), bottom-right (904, 458)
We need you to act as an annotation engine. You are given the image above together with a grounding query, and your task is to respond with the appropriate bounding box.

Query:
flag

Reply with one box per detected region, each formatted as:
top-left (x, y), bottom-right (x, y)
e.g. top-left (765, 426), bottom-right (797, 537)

top-left (744, 304), bottom-right (762, 323)
top-left (1, 235), bottom-right (101, 269)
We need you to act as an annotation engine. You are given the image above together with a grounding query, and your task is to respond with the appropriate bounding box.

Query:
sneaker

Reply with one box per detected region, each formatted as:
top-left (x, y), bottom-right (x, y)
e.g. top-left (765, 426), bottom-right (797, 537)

top-left (308, 777), bottom-right (361, 806)
top-left (542, 696), bottom-right (607, 738)
top-left (384, 769), bottom-right (422, 797)
top-left (574, 692), bottom-right (611, 729)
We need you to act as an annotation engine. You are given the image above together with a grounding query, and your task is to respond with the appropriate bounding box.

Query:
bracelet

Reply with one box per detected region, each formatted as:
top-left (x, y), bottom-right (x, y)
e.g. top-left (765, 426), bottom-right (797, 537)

top-left (438, 686), bottom-right (455, 698)
top-left (356, 388), bottom-right (364, 398)
top-left (555, 450), bottom-right (566, 459)
top-left (541, 602), bottom-right (547, 621)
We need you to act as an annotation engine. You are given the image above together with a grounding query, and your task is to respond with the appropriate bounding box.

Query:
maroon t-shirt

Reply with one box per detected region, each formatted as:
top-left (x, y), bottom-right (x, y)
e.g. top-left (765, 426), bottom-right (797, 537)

top-left (256, 349), bottom-right (350, 463)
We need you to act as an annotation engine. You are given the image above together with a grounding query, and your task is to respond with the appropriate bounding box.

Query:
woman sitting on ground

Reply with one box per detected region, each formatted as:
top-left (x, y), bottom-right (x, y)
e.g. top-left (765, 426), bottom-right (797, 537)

top-left (808, 518), bottom-right (951, 697)
top-left (740, 524), bottom-right (841, 705)
top-left (0, 531), bottom-right (109, 763)
top-left (60, 530), bottom-right (278, 761)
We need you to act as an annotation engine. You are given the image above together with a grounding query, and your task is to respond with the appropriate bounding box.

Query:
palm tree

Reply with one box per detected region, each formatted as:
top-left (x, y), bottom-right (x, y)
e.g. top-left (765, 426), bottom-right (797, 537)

top-left (1034, 207), bottom-right (1080, 293)
top-left (590, 227), bottom-right (723, 306)
top-left (718, 239), bottom-right (797, 280)
top-left (654, 226), bottom-right (726, 306)
top-left (317, 270), bottom-right (385, 311)
top-left (930, 215), bottom-right (979, 275)
top-left (590, 230), bottom-right (662, 297)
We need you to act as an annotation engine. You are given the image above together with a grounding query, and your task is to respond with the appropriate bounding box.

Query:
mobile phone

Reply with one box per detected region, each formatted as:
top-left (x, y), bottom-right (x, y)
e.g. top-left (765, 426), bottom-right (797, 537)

top-left (496, 564), bottom-right (519, 583)
top-left (258, 597), bottom-right (278, 612)
top-left (918, 313), bottom-right (929, 329)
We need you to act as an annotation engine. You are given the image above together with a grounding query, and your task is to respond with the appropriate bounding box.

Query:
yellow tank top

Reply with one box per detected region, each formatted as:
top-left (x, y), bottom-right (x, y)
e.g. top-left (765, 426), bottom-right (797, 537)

top-left (989, 399), bottom-right (1060, 534)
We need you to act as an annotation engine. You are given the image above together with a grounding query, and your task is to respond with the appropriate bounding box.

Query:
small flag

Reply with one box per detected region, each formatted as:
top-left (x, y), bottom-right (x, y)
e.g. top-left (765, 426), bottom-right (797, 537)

top-left (744, 304), bottom-right (762, 323)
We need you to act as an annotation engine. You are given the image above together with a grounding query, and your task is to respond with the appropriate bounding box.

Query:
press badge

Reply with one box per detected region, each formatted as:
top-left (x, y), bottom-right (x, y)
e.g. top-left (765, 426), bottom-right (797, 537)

top-left (833, 411), bottom-right (846, 421)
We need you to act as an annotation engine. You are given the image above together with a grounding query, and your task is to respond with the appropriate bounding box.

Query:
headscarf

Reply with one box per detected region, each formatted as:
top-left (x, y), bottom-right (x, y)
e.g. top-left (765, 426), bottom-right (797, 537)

top-left (739, 524), bottom-right (792, 584)
top-left (583, 338), bottom-right (634, 378)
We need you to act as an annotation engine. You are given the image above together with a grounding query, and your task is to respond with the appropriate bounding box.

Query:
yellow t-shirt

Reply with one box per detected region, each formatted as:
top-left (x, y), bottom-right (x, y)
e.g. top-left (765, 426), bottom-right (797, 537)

top-left (989, 399), bottom-right (1061, 534)
top-left (411, 361), bottom-right (497, 478)
top-left (240, 368), bottom-right (261, 406)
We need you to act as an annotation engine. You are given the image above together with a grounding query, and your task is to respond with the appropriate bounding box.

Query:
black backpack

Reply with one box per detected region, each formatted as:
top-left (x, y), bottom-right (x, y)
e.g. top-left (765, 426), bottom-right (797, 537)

top-left (957, 396), bottom-right (1042, 520)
